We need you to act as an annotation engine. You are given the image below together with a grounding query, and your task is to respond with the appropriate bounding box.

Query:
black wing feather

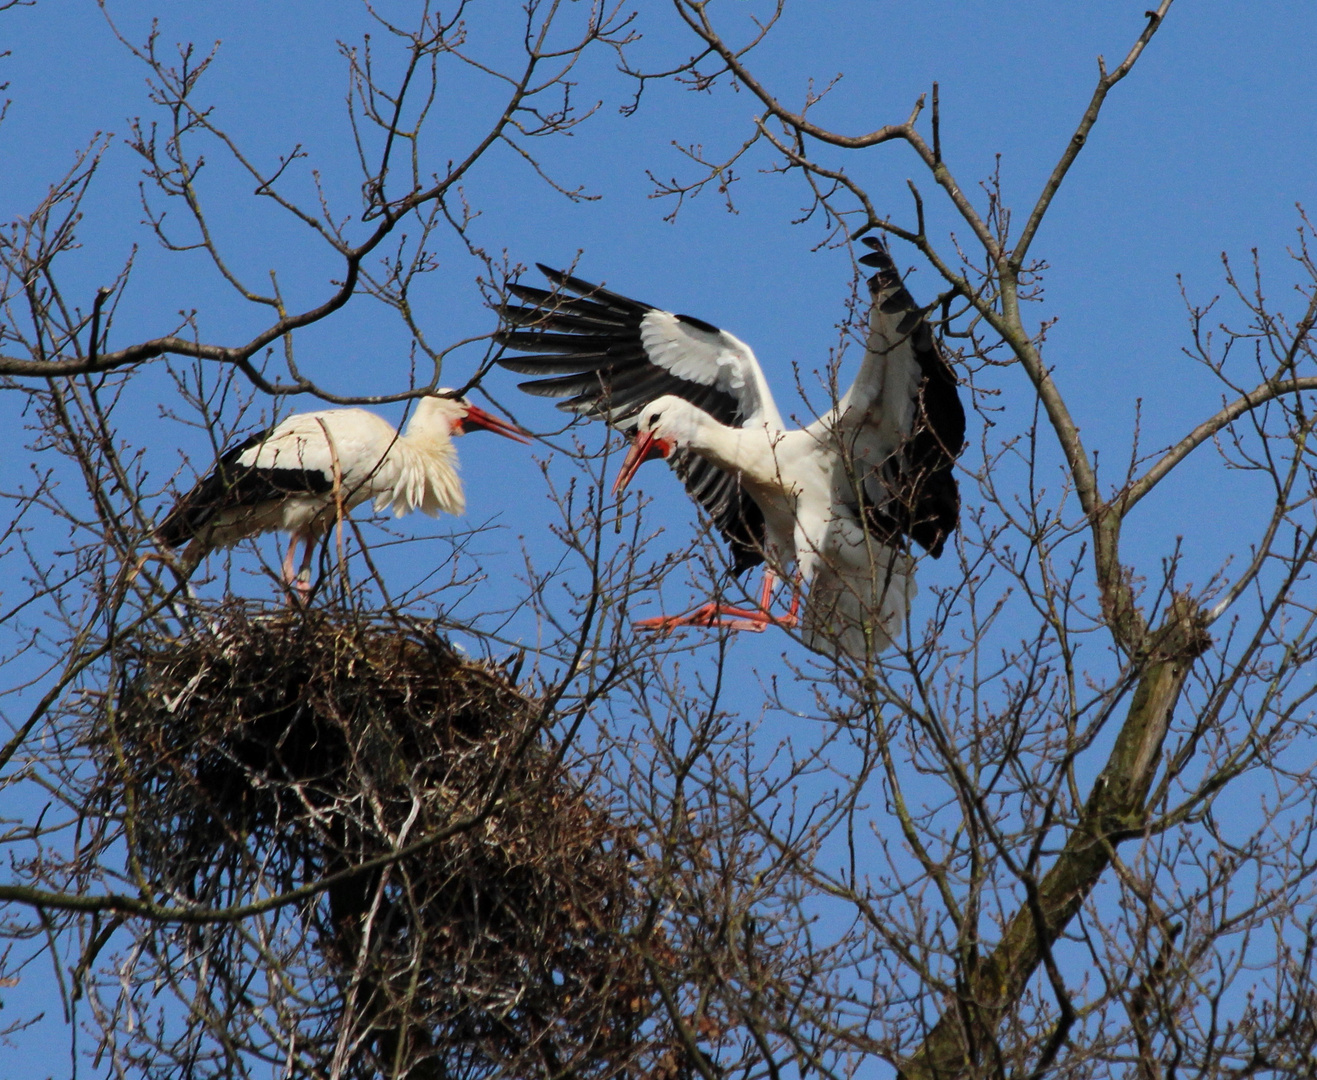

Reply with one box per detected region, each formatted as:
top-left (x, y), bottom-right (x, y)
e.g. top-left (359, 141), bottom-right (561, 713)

top-left (857, 236), bottom-right (966, 557)
top-left (157, 428), bottom-right (333, 548)
top-left (495, 264), bottom-right (765, 573)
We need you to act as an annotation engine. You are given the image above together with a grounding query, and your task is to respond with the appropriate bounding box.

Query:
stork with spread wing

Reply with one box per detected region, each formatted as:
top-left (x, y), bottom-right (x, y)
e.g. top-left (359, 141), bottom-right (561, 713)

top-left (496, 237), bottom-right (964, 657)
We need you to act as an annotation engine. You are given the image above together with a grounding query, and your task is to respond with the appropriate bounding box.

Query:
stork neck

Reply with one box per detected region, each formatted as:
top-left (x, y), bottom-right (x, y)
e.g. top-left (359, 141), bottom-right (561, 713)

top-left (397, 408), bottom-right (463, 516)
top-left (404, 398), bottom-right (455, 440)
top-left (686, 421), bottom-right (794, 492)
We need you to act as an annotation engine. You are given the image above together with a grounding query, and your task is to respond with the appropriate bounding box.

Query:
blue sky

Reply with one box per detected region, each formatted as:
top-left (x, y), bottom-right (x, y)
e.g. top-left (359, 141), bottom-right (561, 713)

top-left (7, 1), bottom-right (1313, 577)
top-left (2, 2), bottom-right (1316, 1075)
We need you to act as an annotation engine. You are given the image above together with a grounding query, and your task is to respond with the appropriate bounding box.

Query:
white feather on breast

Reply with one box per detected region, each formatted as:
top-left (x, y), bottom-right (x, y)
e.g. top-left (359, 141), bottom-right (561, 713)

top-left (802, 511), bottom-right (916, 659)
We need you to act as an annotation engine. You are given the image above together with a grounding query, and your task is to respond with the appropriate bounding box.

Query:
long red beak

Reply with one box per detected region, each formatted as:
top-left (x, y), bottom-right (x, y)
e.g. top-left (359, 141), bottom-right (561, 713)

top-left (612, 430), bottom-right (671, 495)
top-left (461, 404), bottom-right (532, 443)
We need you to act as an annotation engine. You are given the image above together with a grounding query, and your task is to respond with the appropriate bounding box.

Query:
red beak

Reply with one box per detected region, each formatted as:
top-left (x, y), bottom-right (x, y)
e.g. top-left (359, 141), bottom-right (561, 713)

top-left (612, 430), bottom-right (672, 495)
top-left (461, 404), bottom-right (532, 443)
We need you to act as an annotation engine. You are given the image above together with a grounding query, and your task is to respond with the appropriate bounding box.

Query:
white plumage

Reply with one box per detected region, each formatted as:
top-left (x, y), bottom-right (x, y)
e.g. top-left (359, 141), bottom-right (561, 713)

top-left (497, 238), bottom-right (964, 659)
top-left (612, 394), bottom-right (918, 658)
top-left (159, 393), bottom-right (528, 594)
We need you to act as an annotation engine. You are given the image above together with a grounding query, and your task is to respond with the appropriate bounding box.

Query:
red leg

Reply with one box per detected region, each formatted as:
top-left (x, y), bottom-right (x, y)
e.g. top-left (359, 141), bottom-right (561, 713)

top-left (634, 602), bottom-right (775, 635)
top-left (281, 537), bottom-right (299, 586)
top-left (784, 578), bottom-right (801, 622)
top-left (635, 568), bottom-right (800, 636)
top-left (282, 532), bottom-right (315, 603)
top-left (760, 568), bottom-right (803, 621)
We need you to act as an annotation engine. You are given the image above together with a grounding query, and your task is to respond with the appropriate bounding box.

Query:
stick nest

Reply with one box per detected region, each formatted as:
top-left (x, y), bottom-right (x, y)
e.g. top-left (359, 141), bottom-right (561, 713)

top-left (93, 602), bottom-right (685, 1080)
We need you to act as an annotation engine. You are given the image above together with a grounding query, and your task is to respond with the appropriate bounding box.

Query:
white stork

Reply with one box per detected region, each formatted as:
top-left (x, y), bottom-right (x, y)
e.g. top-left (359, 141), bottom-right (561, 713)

top-left (158, 393), bottom-right (529, 596)
top-left (495, 238), bottom-right (964, 658)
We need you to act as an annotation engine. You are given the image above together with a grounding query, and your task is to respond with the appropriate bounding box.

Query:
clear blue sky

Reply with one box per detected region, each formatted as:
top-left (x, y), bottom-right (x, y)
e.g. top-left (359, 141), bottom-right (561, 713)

top-left (2, 2), bottom-right (1315, 1075)
top-left (6, 2), bottom-right (1313, 583)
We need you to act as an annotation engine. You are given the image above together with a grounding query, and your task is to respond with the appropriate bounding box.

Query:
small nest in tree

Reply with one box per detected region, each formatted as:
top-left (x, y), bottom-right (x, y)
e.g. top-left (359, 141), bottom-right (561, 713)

top-left (92, 602), bottom-right (685, 1080)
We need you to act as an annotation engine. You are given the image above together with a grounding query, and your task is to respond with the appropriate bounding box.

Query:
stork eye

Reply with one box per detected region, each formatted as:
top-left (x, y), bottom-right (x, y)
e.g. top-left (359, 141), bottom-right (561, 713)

top-left (648, 412), bottom-right (660, 425)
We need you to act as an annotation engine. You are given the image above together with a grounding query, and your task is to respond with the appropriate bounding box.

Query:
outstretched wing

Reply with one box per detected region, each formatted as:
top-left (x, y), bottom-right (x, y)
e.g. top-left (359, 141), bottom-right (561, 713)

top-left (812, 237), bottom-right (965, 558)
top-left (496, 265), bottom-right (783, 429)
top-left (495, 265), bottom-right (777, 574)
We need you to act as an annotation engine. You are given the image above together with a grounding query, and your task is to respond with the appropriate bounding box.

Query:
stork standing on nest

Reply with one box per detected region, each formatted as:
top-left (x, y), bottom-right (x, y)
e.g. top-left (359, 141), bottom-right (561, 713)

top-left (495, 238), bottom-right (964, 658)
top-left (158, 393), bottom-right (530, 597)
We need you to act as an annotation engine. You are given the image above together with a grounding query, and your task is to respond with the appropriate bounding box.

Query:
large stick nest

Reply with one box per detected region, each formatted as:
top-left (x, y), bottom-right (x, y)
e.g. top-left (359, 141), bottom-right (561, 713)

top-left (91, 603), bottom-right (686, 1080)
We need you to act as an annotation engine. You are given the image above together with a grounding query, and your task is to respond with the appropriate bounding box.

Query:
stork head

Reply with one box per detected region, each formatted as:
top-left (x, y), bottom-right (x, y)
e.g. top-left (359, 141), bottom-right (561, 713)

top-left (612, 395), bottom-right (697, 495)
top-left (412, 392), bottom-right (531, 443)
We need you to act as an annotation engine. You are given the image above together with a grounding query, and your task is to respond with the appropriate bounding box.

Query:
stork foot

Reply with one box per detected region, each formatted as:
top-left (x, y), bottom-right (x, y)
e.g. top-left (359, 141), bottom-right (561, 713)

top-left (285, 570), bottom-right (314, 606)
top-left (634, 602), bottom-right (799, 636)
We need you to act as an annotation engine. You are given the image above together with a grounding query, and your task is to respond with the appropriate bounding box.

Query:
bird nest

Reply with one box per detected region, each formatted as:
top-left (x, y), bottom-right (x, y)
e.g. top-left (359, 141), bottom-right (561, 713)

top-left (91, 603), bottom-right (682, 1080)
